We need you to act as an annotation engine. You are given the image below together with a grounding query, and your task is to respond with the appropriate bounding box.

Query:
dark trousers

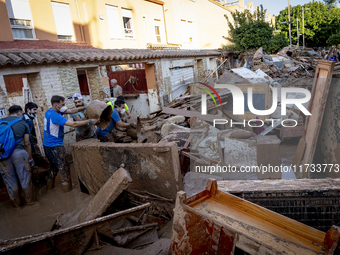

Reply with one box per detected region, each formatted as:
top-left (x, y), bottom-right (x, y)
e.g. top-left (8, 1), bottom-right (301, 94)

top-left (44, 145), bottom-right (70, 184)
top-left (0, 149), bottom-right (33, 207)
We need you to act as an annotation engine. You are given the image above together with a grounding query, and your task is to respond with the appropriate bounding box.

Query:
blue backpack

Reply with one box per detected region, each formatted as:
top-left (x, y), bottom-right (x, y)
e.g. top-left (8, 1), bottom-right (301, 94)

top-left (0, 118), bottom-right (23, 160)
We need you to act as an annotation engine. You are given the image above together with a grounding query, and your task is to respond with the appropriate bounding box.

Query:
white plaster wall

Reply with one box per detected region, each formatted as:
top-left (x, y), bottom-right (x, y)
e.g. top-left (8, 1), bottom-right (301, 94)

top-left (125, 93), bottom-right (150, 118)
top-left (148, 88), bottom-right (160, 113)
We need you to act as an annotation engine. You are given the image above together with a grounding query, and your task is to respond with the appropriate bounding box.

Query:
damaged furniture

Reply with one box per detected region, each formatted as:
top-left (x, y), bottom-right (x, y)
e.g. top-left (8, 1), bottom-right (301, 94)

top-left (72, 140), bottom-right (182, 201)
top-left (171, 179), bottom-right (340, 254)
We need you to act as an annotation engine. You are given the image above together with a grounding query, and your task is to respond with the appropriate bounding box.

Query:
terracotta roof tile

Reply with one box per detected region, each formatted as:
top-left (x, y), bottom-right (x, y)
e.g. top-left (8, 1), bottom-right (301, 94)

top-left (0, 40), bottom-right (224, 67)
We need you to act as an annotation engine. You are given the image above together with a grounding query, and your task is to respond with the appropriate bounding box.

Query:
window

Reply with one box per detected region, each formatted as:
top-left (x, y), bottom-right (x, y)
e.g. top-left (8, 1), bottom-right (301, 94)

top-left (154, 19), bottom-right (163, 43)
top-left (77, 70), bottom-right (90, 95)
top-left (4, 75), bottom-right (26, 97)
top-left (181, 20), bottom-right (194, 43)
top-left (106, 5), bottom-right (122, 39)
top-left (5, 0), bottom-right (35, 39)
top-left (122, 9), bottom-right (134, 38)
top-left (51, 2), bottom-right (74, 40)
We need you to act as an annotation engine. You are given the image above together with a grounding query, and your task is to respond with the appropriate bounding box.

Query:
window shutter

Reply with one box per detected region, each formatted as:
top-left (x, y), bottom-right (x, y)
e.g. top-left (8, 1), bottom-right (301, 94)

top-left (51, 2), bottom-right (74, 37)
top-left (121, 9), bottom-right (132, 18)
top-left (6, 0), bottom-right (32, 20)
top-left (106, 5), bottom-right (122, 39)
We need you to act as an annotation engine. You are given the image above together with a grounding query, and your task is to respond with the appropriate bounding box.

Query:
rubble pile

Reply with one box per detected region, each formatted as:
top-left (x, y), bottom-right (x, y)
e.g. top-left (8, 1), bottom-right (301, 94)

top-left (238, 46), bottom-right (325, 81)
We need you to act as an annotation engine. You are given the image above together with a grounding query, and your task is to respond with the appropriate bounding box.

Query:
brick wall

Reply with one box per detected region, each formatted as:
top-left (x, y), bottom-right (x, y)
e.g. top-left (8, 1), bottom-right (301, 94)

top-left (86, 67), bottom-right (102, 101)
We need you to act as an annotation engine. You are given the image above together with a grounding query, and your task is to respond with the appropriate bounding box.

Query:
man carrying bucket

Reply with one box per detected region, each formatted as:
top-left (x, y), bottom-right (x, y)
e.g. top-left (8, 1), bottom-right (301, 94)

top-left (43, 95), bottom-right (98, 192)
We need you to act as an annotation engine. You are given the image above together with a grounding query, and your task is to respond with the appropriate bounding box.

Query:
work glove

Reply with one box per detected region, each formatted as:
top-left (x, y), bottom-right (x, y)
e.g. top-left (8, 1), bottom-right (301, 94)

top-left (89, 119), bottom-right (99, 125)
top-left (29, 159), bottom-right (35, 168)
top-left (129, 123), bottom-right (137, 128)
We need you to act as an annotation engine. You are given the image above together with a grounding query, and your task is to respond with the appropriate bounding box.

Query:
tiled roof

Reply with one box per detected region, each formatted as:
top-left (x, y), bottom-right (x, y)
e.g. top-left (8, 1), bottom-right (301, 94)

top-left (0, 48), bottom-right (222, 67)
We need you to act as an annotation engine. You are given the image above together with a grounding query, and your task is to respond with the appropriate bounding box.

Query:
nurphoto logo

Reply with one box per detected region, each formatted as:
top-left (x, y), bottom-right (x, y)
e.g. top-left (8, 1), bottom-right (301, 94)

top-left (198, 83), bottom-right (312, 128)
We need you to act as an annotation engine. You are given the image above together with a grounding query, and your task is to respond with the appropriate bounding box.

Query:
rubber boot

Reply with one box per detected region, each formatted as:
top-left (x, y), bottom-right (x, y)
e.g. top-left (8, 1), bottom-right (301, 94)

top-left (62, 180), bottom-right (72, 193)
top-left (46, 178), bottom-right (55, 191)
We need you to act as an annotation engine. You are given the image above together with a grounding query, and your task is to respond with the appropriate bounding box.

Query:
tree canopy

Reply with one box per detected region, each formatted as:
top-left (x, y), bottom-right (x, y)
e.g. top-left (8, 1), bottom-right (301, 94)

top-left (276, 1), bottom-right (340, 47)
top-left (223, 5), bottom-right (288, 54)
top-left (327, 33), bottom-right (340, 45)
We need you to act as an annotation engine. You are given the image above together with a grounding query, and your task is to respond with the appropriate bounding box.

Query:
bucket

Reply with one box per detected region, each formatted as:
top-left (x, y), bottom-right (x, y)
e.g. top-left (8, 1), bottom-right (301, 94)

top-left (85, 100), bottom-right (113, 130)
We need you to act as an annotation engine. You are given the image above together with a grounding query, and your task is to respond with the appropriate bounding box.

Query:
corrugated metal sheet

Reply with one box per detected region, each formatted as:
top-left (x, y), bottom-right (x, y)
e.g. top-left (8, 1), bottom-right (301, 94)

top-left (170, 66), bottom-right (194, 99)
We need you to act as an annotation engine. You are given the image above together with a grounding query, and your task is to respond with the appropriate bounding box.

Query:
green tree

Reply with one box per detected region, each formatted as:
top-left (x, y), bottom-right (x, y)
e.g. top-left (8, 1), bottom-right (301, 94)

top-left (223, 5), bottom-right (287, 53)
top-left (324, 0), bottom-right (339, 9)
top-left (276, 1), bottom-right (340, 47)
top-left (327, 33), bottom-right (340, 45)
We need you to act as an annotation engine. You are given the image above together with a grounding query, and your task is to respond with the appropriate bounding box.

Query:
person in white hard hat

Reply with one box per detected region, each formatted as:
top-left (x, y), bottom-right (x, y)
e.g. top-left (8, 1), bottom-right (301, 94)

top-left (71, 93), bottom-right (96, 142)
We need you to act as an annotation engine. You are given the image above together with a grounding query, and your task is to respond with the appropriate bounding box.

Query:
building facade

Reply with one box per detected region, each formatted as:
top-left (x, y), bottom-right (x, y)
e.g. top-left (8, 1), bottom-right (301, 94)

top-left (0, 44), bottom-right (222, 152)
top-left (0, 0), bottom-right (269, 50)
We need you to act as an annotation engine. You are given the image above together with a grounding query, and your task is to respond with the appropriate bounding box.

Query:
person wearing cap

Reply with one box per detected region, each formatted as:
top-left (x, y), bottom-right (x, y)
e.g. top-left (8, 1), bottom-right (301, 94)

top-left (71, 93), bottom-right (96, 142)
top-left (110, 79), bottom-right (123, 98)
top-left (97, 99), bottom-right (136, 142)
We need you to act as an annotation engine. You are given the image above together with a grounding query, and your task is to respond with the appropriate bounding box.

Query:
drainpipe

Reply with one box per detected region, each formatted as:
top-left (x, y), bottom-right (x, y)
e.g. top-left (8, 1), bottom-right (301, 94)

top-left (75, 0), bottom-right (85, 42)
top-left (162, 4), bottom-right (169, 45)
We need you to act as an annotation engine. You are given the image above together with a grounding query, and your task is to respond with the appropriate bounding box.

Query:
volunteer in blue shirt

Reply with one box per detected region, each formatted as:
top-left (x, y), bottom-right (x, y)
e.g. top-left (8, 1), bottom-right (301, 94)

top-left (43, 95), bottom-right (98, 192)
top-left (97, 99), bottom-right (136, 142)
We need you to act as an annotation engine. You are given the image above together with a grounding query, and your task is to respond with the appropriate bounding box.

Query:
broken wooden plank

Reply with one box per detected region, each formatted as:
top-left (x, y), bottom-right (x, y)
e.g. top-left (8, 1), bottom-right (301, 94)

top-left (280, 125), bottom-right (304, 141)
top-left (0, 203), bottom-right (150, 254)
top-left (301, 60), bottom-right (335, 178)
top-left (78, 167), bottom-right (132, 224)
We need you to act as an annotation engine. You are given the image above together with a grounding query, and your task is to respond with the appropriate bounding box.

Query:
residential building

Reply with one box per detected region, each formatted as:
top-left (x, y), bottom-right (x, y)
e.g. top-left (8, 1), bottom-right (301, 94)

top-left (0, 0), bottom-right (268, 50)
top-left (0, 41), bottom-right (223, 152)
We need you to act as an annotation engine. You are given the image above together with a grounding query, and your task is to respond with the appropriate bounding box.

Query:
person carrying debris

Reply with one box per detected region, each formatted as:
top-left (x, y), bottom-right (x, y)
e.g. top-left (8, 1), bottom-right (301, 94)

top-left (22, 102), bottom-right (41, 155)
top-left (0, 105), bottom-right (35, 207)
top-left (43, 95), bottom-right (98, 192)
top-left (97, 99), bottom-right (136, 142)
top-left (71, 93), bottom-right (96, 142)
top-left (110, 79), bottom-right (123, 98)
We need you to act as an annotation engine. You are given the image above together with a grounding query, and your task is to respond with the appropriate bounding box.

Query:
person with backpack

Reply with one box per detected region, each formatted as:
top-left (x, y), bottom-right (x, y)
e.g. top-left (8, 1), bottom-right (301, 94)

top-left (0, 105), bottom-right (35, 208)
top-left (43, 95), bottom-right (98, 192)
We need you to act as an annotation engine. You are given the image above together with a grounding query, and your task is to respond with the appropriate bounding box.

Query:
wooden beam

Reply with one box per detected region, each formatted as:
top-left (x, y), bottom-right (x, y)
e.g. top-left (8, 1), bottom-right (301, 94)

top-left (301, 60), bottom-right (335, 178)
top-left (144, 0), bottom-right (164, 5)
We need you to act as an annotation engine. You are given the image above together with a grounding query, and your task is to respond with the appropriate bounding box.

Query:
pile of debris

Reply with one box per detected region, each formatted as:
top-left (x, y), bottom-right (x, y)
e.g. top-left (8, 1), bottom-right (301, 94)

top-left (0, 168), bottom-right (172, 254)
top-left (238, 46), bottom-right (325, 80)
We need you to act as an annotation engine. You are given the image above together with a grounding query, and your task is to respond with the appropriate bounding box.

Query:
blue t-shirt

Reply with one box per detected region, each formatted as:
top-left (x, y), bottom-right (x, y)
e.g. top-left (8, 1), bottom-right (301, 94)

top-left (43, 108), bottom-right (68, 147)
top-left (97, 108), bottom-right (121, 136)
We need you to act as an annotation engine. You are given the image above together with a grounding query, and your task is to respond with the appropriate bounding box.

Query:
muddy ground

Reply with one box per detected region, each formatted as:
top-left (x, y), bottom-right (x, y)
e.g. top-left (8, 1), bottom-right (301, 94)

top-left (0, 138), bottom-right (323, 243)
top-left (0, 166), bottom-right (93, 240)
